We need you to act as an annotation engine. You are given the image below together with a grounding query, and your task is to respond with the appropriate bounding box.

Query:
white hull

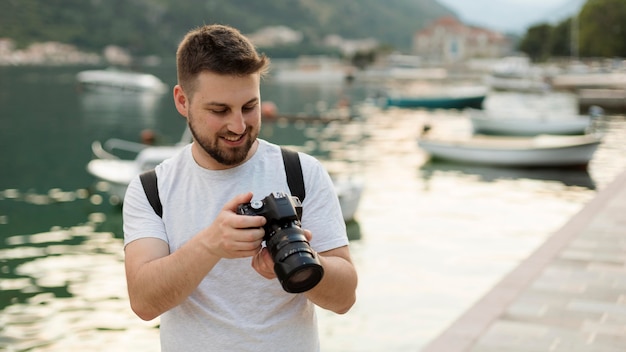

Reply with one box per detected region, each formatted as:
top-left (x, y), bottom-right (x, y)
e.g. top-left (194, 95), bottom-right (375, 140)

top-left (418, 134), bottom-right (602, 167)
top-left (87, 145), bottom-right (183, 200)
top-left (273, 70), bottom-right (348, 84)
top-left (77, 69), bottom-right (168, 94)
top-left (469, 110), bottom-right (592, 136)
top-left (551, 72), bottom-right (626, 90)
top-left (271, 57), bottom-right (352, 84)
top-left (333, 178), bottom-right (364, 222)
top-left (484, 75), bottom-right (549, 93)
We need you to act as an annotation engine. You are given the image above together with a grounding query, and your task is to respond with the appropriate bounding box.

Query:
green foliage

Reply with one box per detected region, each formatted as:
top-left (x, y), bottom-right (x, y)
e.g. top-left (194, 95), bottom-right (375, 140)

top-left (579, 0), bottom-right (626, 57)
top-left (518, 0), bottom-right (626, 60)
top-left (0, 0), bottom-right (453, 58)
top-left (551, 18), bottom-right (574, 57)
top-left (518, 24), bottom-right (554, 62)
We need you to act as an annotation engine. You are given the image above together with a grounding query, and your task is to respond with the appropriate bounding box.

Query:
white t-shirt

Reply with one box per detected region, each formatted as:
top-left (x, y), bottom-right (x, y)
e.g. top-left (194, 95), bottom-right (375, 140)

top-left (123, 139), bottom-right (348, 352)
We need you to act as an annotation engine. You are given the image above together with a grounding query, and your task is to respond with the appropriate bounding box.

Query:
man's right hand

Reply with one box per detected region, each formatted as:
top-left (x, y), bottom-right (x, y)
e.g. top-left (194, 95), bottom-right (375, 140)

top-left (200, 192), bottom-right (267, 259)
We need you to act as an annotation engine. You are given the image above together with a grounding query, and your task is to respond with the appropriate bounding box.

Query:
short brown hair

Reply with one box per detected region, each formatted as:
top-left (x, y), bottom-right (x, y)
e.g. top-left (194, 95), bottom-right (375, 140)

top-left (176, 24), bottom-right (270, 93)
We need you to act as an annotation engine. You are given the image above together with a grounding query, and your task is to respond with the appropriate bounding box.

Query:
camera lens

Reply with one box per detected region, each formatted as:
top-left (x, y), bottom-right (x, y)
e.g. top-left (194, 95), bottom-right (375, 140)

top-left (267, 226), bottom-right (324, 293)
top-left (289, 268), bottom-right (316, 284)
top-left (283, 264), bottom-right (324, 293)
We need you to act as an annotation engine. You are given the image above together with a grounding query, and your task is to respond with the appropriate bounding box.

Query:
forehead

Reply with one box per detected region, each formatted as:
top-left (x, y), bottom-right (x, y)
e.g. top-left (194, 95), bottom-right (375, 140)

top-left (190, 71), bottom-right (261, 104)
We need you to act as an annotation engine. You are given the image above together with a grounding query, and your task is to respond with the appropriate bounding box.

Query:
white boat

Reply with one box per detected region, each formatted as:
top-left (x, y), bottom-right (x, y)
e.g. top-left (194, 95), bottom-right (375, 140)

top-left (332, 177), bottom-right (364, 223)
top-left (76, 68), bottom-right (168, 94)
top-left (270, 56), bottom-right (354, 84)
top-left (483, 74), bottom-right (549, 93)
top-left (417, 133), bottom-right (602, 168)
top-left (467, 108), bottom-right (599, 136)
top-left (551, 71), bottom-right (626, 91)
top-left (482, 56), bottom-right (551, 93)
top-left (87, 132), bottom-right (363, 221)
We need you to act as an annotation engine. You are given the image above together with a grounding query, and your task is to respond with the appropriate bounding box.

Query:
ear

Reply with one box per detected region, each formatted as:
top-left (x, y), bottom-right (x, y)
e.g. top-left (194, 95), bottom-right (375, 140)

top-left (173, 85), bottom-right (189, 118)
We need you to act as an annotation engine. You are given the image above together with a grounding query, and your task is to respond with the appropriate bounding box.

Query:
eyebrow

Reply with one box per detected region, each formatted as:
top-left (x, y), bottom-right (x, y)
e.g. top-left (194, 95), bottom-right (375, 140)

top-left (203, 97), bottom-right (259, 108)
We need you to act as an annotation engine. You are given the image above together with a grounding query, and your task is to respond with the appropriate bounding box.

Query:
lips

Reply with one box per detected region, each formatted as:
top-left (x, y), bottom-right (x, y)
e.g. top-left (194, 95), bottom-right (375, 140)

top-left (221, 133), bottom-right (246, 146)
top-left (223, 134), bottom-right (242, 142)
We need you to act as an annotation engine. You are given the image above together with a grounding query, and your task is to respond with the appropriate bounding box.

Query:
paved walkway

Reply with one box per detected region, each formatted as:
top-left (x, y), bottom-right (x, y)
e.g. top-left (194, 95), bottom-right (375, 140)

top-left (421, 168), bottom-right (626, 352)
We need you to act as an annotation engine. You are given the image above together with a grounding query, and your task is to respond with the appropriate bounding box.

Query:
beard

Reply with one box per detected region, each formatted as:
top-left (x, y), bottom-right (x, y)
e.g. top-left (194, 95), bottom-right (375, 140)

top-left (187, 114), bottom-right (258, 166)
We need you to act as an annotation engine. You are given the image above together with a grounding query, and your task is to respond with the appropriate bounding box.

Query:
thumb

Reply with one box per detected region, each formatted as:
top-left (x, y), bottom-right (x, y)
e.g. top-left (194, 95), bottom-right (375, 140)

top-left (224, 192), bottom-right (254, 212)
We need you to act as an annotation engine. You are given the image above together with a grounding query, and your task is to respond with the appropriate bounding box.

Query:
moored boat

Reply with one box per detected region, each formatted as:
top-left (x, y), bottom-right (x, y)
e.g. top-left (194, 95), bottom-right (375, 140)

top-left (385, 85), bottom-right (488, 110)
top-left (76, 68), bottom-right (168, 94)
top-left (417, 133), bottom-right (602, 168)
top-left (467, 108), bottom-right (600, 136)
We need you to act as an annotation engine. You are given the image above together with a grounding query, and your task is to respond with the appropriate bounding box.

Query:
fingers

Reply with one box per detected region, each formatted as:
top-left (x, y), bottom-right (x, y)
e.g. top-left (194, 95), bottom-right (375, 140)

top-left (303, 229), bottom-right (313, 242)
top-left (222, 225), bottom-right (265, 256)
top-left (204, 193), bottom-right (274, 260)
top-left (223, 192), bottom-right (254, 212)
top-left (252, 247), bottom-right (276, 279)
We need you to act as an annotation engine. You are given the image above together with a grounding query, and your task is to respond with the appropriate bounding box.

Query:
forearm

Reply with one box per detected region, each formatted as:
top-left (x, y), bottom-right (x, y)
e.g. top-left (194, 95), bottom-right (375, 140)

top-left (305, 251), bottom-right (357, 314)
top-left (126, 236), bottom-right (220, 320)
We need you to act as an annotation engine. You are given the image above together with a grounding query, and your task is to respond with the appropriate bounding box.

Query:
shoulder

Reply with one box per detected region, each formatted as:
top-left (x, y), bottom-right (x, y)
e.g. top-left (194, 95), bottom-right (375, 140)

top-left (296, 151), bottom-right (322, 169)
top-left (256, 139), bottom-right (326, 178)
top-left (154, 144), bottom-right (193, 179)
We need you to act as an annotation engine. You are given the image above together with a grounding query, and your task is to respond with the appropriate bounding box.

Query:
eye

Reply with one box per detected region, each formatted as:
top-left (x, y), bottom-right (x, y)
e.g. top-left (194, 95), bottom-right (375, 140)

top-left (243, 104), bottom-right (257, 112)
top-left (210, 108), bottom-right (228, 115)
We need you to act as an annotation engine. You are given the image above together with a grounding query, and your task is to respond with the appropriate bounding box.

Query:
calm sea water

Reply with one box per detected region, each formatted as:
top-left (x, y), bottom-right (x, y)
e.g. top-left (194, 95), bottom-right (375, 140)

top-left (1, 65), bottom-right (625, 351)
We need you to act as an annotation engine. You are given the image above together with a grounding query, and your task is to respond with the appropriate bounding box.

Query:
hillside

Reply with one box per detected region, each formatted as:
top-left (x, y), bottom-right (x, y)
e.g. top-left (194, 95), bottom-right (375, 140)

top-left (0, 0), bottom-right (454, 58)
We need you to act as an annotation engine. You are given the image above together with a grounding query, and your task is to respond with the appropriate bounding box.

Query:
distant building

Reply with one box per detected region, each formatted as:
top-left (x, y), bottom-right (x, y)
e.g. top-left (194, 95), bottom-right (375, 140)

top-left (246, 26), bottom-right (303, 47)
top-left (324, 35), bottom-right (378, 56)
top-left (0, 40), bottom-right (100, 65)
top-left (413, 16), bottom-right (512, 64)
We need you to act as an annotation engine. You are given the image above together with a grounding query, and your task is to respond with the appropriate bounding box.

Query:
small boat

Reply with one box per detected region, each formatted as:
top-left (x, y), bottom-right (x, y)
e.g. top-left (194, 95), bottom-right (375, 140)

top-left (332, 177), bottom-right (364, 223)
top-left (551, 72), bottom-right (626, 91)
top-left (87, 131), bottom-right (363, 221)
top-left (88, 130), bottom-right (191, 201)
top-left (467, 108), bottom-right (601, 136)
top-left (385, 86), bottom-right (487, 110)
top-left (484, 73), bottom-right (549, 93)
top-left (482, 56), bottom-right (551, 93)
top-left (417, 133), bottom-right (602, 168)
top-left (76, 68), bottom-right (168, 94)
top-left (270, 56), bottom-right (354, 84)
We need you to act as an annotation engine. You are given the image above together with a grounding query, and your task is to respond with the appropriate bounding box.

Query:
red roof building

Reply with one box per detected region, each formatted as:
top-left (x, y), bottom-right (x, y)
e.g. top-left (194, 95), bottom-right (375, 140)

top-left (413, 16), bottom-right (512, 63)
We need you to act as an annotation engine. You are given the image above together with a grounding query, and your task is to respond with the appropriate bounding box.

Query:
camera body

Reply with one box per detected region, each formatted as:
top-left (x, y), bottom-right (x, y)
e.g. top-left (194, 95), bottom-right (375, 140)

top-left (237, 192), bottom-right (324, 293)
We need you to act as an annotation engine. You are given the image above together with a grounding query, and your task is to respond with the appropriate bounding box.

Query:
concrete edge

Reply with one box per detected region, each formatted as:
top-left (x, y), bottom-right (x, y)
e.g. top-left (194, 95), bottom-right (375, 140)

top-left (419, 168), bottom-right (626, 352)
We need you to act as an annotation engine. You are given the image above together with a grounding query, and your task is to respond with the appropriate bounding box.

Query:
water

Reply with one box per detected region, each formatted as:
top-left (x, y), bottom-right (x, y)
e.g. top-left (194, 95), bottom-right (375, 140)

top-left (1, 65), bottom-right (625, 351)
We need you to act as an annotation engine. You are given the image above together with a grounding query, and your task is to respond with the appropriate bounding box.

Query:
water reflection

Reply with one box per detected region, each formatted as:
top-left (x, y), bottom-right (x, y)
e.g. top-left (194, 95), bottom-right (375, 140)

top-left (0, 223), bottom-right (160, 351)
top-left (419, 160), bottom-right (596, 190)
top-left (79, 90), bottom-right (166, 128)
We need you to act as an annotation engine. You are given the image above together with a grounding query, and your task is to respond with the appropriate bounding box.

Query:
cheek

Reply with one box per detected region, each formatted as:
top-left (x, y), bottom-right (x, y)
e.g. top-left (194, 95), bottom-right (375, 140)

top-left (245, 111), bottom-right (262, 126)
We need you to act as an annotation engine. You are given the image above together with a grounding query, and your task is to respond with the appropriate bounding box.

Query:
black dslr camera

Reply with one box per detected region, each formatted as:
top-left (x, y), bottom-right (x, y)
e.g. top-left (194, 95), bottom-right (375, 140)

top-left (237, 192), bottom-right (324, 293)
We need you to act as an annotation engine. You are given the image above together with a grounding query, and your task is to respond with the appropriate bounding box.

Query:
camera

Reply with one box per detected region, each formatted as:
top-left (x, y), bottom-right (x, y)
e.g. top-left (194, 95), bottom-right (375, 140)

top-left (237, 192), bottom-right (324, 293)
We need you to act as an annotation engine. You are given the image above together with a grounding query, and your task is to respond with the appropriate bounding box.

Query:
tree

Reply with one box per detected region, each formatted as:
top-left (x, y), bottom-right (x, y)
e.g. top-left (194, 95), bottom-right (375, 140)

top-left (518, 24), bottom-right (554, 62)
top-left (578, 0), bottom-right (626, 57)
top-left (551, 18), bottom-right (574, 58)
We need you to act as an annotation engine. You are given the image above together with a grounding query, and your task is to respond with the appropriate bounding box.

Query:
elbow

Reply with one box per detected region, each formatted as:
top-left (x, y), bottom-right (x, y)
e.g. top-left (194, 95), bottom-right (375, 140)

top-left (130, 300), bottom-right (161, 321)
top-left (334, 293), bottom-right (357, 315)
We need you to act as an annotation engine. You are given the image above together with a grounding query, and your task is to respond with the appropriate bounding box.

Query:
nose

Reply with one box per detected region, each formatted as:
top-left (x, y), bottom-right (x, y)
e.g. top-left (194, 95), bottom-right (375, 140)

top-left (228, 110), bottom-right (246, 135)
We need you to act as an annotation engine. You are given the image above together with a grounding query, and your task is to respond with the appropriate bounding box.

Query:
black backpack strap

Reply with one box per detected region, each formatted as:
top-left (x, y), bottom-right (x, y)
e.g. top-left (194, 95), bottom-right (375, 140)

top-left (281, 147), bottom-right (306, 202)
top-left (139, 169), bottom-right (163, 218)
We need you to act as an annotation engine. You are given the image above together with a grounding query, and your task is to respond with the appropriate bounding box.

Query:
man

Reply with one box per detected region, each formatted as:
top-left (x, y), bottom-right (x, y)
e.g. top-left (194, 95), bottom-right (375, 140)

top-left (122, 24), bottom-right (358, 351)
